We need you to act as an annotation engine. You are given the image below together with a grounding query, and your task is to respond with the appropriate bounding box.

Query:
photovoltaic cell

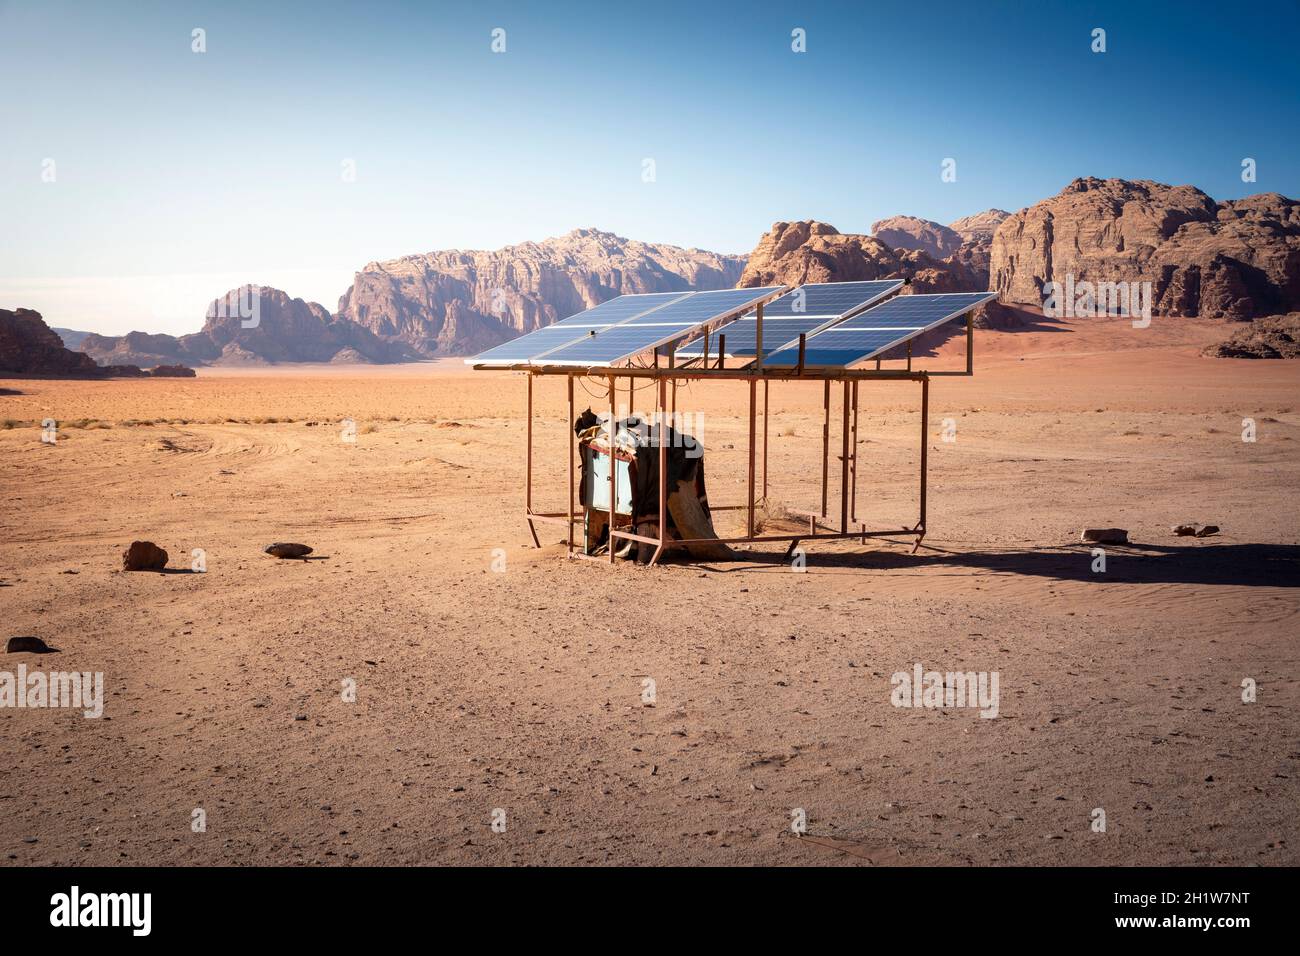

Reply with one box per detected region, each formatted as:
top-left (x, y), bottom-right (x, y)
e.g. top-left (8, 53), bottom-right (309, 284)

top-left (759, 281), bottom-right (904, 318)
top-left (538, 286), bottom-right (785, 366)
top-left (677, 280), bottom-right (902, 359)
top-left (618, 287), bottom-right (786, 326)
top-left (764, 292), bottom-right (997, 368)
top-left (467, 292), bottom-right (691, 365)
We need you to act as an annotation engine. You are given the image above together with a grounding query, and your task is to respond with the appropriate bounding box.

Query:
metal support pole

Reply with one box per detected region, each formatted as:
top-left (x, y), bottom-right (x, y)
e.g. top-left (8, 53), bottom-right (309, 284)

top-left (567, 374), bottom-right (574, 556)
top-left (914, 374), bottom-right (929, 553)
top-left (762, 379), bottom-right (769, 501)
top-left (966, 313), bottom-right (974, 375)
top-left (840, 379), bottom-right (850, 533)
top-left (608, 374), bottom-right (616, 563)
top-left (526, 374), bottom-right (540, 547)
top-left (747, 378), bottom-right (757, 538)
top-left (907, 340), bottom-right (912, 372)
top-left (651, 376), bottom-right (668, 566)
top-left (821, 379), bottom-right (830, 519)
top-left (850, 379), bottom-right (858, 524)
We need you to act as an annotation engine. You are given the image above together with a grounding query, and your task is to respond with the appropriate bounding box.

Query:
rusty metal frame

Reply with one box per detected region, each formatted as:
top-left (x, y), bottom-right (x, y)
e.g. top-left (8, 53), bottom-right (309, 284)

top-left (512, 310), bottom-right (979, 566)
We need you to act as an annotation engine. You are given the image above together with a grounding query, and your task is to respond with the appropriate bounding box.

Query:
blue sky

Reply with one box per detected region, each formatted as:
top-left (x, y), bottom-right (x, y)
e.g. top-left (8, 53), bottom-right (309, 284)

top-left (2, 0), bottom-right (1297, 334)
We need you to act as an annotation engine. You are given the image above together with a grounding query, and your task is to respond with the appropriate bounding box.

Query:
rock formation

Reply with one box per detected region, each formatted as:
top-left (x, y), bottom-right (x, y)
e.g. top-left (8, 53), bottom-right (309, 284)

top-left (1, 308), bottom-right (104, 375)
top-left (871, 216), bottom-right (964, 260)
top-left (738, 220), bottom-right (986, 295)
top-left (0, 309), bottom-right (197, 377)
top-left (336, 228), bottom-right (746, 357)
top-left (1201, 314), bottom-right (1300, 358)
top-left (949, 210), bottom-right (1011, 243)
top-left (79, 287), bottom-right (415, 367)
top-left (990, 178), bottom-right (1300, 320)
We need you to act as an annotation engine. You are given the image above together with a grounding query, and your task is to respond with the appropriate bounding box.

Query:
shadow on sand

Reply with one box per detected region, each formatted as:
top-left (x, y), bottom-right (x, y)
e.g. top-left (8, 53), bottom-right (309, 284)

top-left (707, 541), bottom-right (1300, 588)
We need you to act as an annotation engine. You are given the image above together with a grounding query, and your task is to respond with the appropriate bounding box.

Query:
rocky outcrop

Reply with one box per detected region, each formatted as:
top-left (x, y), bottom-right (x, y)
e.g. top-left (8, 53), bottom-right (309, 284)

top-left (78, 286), bottom-right (416, 367)
top-left (738, 220), bottom-right (985, 294)
top-left (1, 309), bottom-right (199, 377)
top-left (53, 327), bottom-right (91, 350)
top-left (1202, 314), bottom-right (1300, 358)
top-left (871, 216), bottom-right (964, 260)
top-left (1, 308), bottom-right (103, 375)
top-left (990, 178), bottom-right (1300, 320)
top-left (336, 228), bottom-right (746, 357)
top-left (949, 210), bottom-right (1010, 243)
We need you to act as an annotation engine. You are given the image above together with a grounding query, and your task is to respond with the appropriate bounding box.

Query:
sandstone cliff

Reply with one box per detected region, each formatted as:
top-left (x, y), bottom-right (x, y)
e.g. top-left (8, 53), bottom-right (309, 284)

top-left (336, 228), bottom-right (746, 357)
top-left (0, 308), bottom-right (194, 377)
top-left (79, 287), bottom-right (416, 367)
top-left (871, 216), bottom-right (964, 260)
top-left (739, 220), bottom-right (1019, 328)
top-left (739, 221), bottom-right (985, 294)
top-left (990, 178), bottom-right (1300, 320)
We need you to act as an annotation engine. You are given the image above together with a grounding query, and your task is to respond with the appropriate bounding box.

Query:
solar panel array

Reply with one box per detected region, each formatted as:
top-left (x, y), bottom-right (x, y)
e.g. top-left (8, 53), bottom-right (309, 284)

top-left (764, 292), bottom-right (997, 368)
top-left (676, 280), bottom-right (902, 360)
top-left (467, 292), bottom-right (692, 365)
top-left (534, 286), bottom-right (785, 367)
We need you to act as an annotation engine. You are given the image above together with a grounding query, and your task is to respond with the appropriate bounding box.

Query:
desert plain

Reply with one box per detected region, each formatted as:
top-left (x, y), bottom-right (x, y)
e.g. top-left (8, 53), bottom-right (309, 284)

top-left (1, 314), bottom-right (1297, 866)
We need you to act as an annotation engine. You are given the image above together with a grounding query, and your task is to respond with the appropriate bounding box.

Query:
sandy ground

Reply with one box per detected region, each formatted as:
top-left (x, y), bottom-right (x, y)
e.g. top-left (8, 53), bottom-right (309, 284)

top-left (1, 315), bottom-right (1297, 866)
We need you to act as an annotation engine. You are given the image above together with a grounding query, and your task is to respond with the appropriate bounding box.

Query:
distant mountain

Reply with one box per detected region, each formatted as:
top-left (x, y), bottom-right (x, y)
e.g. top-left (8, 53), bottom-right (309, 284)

top-left (738, 215), bottom-right (1011, 328)
top-left (991, 178), bottom-right (1300, 320)
top-left (336, 228), bottom-right (747, 357)
top-left (68, 231), bottom-right (746, 365)
top-left (949, 209), bottom-right (1011, 243)
top-left (871, 216), bottom-right (965, 260)
top-left (1, 309), bottom-right (193, 377)
top-left (78, 287), bottom-right (418, 368)
top-left (53, 327), bottom-right (92, 350)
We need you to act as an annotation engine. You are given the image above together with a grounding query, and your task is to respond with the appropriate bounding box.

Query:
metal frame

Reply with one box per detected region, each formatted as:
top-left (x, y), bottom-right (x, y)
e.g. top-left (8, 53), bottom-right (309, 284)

top-left (512, 307), bottom-right (977, 565)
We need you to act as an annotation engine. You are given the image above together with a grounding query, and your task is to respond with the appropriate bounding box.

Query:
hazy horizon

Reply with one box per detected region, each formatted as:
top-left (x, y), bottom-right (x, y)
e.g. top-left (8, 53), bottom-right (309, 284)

top-left (3, 0), bottom-right (1298, 335)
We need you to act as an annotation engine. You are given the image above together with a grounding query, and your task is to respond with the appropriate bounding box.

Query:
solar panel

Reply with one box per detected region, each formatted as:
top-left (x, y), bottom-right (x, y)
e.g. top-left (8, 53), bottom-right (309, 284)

top-left (677, 280), bottom-right (902, 359)
top-left (466, 292), bottom-right (691, 365)
top-left (537, 286), bottom-right (785, 367)
top-left (764, 292), bottom-right (997, 368)
top-left (760, 280), bottom-right (904, 318)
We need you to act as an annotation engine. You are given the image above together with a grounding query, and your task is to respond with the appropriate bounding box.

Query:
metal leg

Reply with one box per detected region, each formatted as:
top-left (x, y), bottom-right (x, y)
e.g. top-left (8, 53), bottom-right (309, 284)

top-left (567, 374), bottom-right (574, 557)
top-left (821, 379), bottom-right (830, 519)
top-left (525, 374), bottom-right (540, 547)
top-left (850, 379), bottom-right (859, 525)
top-left (650, 377), bottom-right (668, 566)
top-left (762, 379), bottom-right (769, 501)
top-left (912, 374), bottom-right (928, 553)
top-left (840, 379), bottom-right (850, 533)
top-left (747, 378), bottom-right (757, 538)
top-left (608, 375), bottom-right (616, 564)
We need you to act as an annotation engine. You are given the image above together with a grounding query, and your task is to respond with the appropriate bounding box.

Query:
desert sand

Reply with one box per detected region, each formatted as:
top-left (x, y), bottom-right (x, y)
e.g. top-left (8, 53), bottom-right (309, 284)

top-left (1, 315), bottom-right (1297, 866)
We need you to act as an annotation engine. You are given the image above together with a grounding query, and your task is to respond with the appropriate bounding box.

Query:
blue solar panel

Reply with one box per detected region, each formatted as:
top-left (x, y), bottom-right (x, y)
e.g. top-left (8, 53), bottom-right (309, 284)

top-left (619, 287), bottom-right (784, 326)
top-left (760, 280), bottom-right (903, 318)
top-left (834, 292), bottom-right (996, 331)
top-left (468, 325), bottom-right (606, 365)
top-left (678, 280), bottom-right (902, 358)
top-left (467, 292), bottom-right (691, 364)
top-left (764, 292), bottom-right (996, 368)
top-left (550, 292), bottom-right (691, 327)
top-left (677, 317), bottom-right (827, 359)
top-left (539, 286), bottom-right (785, 366)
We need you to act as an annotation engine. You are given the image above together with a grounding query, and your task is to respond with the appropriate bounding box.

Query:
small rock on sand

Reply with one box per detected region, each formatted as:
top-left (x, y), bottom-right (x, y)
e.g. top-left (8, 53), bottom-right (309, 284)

top-left (6, 636), bottom-right (51, 654)
top-left (1080, 528), bottom-right (1128, 544)
top-left (122, 540), bottom-right (168, 571)
top-left (1196, 525), bottom-right (1220, 537)
top-left (265, 543), bottom-right (313, 559)
top-left (1173, 524), bottom-right (1198, 536)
